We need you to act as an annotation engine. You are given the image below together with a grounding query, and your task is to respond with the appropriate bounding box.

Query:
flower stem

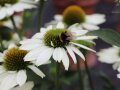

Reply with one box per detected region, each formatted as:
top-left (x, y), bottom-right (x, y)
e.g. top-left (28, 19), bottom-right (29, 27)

top-left (76, 57), bottom-right (84, 90)
top-left (37, 0), bottom-right (45, 32)
top-left (84, 59), bottom-right (95, 90)
top-left (0, 36), bottom-right (4, 51)
top-left (10, 16), bottom-right (22, 40)
top-left (56, 62), bottom-right (60, 90)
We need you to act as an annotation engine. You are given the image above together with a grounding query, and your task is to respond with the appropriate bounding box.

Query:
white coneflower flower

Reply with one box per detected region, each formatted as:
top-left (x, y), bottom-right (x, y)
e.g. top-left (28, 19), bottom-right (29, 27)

top-left (51, 5), bottom-right (106, 31)
top-left (97, 46), bottom-right (120, 78)
top-left (20, 22), bottom-right (97, 70)
top-left (11, 81), bottom-right (34, 90)
top-left (0, 44), bottom-right (45, 90)
top-left (0, 0), bottom-right (36, 20)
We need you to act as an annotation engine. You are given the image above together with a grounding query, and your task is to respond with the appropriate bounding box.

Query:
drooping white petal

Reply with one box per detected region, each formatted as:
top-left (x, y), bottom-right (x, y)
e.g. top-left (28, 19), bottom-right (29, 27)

top-left (56, 22), bottom-right (65, 29)
top-left (86, 14), bottom-right (106, 25)
top-left (36, 47), bottom-right (54, 66)
top-left (66, 46), bottom-right (77, 64)
top-left (70, 45), bottom-right (85, 60)
top-left (76, 36), bottom-right (98, 40)
top-left (17, 70), bottom-right (27, 86)
top-left (61, 49), bottom-right (69, 70)
top-left (28, 65), bottom-right (45, 78)
top-left (71, 42), bottom-right (96, 52)
top-left (82, 23), bottom-right (100, 30)
top-left (53, 47), bottom-right (64, 62)
top-left (11, 81), bottom-right (34, 90)
top-left (0, 73), bottom-right (17, 90)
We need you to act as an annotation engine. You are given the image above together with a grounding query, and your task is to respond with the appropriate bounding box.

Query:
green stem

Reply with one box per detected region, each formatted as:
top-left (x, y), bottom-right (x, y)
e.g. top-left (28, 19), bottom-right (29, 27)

top-left (84, 59), bottom-right (95, 90)
top-left (37, 0), bottom-right (45, 32)
top-left (56, 62), bottom-right (60, 90)
top-left (0, 36), bottom-right (4, 51)
top-left (76, 57), bottom-right (84, 90)
top-left (10, 15), bottom-right (22, 40)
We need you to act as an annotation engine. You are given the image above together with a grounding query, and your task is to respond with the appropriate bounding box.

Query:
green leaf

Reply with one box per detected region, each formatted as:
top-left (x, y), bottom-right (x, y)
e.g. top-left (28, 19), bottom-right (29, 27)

top-left (87, 29), bottom-right (120, 47)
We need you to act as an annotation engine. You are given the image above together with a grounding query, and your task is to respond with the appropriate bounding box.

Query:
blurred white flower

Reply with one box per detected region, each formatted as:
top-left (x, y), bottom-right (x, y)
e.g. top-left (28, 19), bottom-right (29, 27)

top-left (2, 33), bottom-right (26, 48)
top-left (97, 46), bottom-right (120, 78)
top-left (3, 15), bottom-right (23, 29)
top-left (47, 5), bottom-right (106, 31)
top-left (0, 44), bottom-right (45, 90)
top-left (20, 22), bottom-right (97, 70)
top-left (11, 81), bottom-right (34, 90)
top-left (0, 0), bottom-right (36, 20)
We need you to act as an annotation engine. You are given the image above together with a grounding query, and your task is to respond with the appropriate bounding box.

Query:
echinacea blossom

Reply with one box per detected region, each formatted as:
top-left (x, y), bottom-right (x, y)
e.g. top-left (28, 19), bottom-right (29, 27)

top-left (20, 22), bottom-right (97, 70)
top-left (0, 0), bottom-right (36, 20)
top-left (49, 5), bottom-right (106, 31)
top-left (0, 44), bottom-right (45, 90)
top-left (97, 46), bottom-right (120, 78)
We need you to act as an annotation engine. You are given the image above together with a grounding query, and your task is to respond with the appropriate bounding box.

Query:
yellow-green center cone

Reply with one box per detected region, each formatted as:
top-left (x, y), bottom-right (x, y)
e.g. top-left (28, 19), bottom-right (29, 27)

top-left (63, 5), bottom-right (86, 26)
top-left (3, 48), bottom-right (30, 71)
top-left (43, 29), bottom-right (71, 48)
top-left (0, 0), bottom-right (19, 6)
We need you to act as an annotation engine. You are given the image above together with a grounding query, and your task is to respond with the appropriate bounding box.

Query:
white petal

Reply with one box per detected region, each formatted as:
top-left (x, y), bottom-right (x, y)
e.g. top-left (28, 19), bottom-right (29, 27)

top-left (0, 53), bottom-right (3, 62)
top-left (86, 14), bottom-right (106, 25)
top-left (0, 73), bottom-right (17, 90)
top-left (17, 70), bottom-right (27, 86)
top-left (54, 15), bottom-right (63, 21)
top-left (11, 81), bottom-right (34, 90)
top-left (36, 47), bottom-right (54, 66)
top-left (56, 22), bottom-right (65, 29)
top-left (68, 23), bottom-right (82, 30)
top-left (76, 36), bottom-right (98, 40)
top-left (32, 33), bottom-right (44, 39)
top-left (20, 39), bottom-right (41, 45)
top-left (0, 7), bottom-right (7, 20)
top-left (71, 29), bottom-right (88, 36)
top-left (24, 47), bottom-right (43, 61)
top-left (46, 25), bottom-right (53, 30)
top-left (66, 46), bottom-right (77, 63)
top-left (40, 28), bottom-right (47, 33)
top-left (8, 43), bottom-right (17, 49)
top-left (28, 65), bottom-right (45, 78)
top-left (117, 74), bottom-right (120, 78)
top-left (20, 43), bottom-right (40, 50)
top-left (0, 66), bottom-right (5, 74)
top-left (53, 48), bottom-right (64, 62)
top-left (70, 45), bottom-right (85, 60)
top-left (82, 23), bottom-right (100, 30)
top-left (61, 49), bottom-right (69, 70)
top-left (71, 42), bottom-right (96, 52)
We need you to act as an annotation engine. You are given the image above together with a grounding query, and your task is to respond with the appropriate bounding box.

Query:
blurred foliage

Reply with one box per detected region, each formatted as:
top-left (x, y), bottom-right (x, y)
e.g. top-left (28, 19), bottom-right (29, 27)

top-left (99, 72), bottom-right (116, 90)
